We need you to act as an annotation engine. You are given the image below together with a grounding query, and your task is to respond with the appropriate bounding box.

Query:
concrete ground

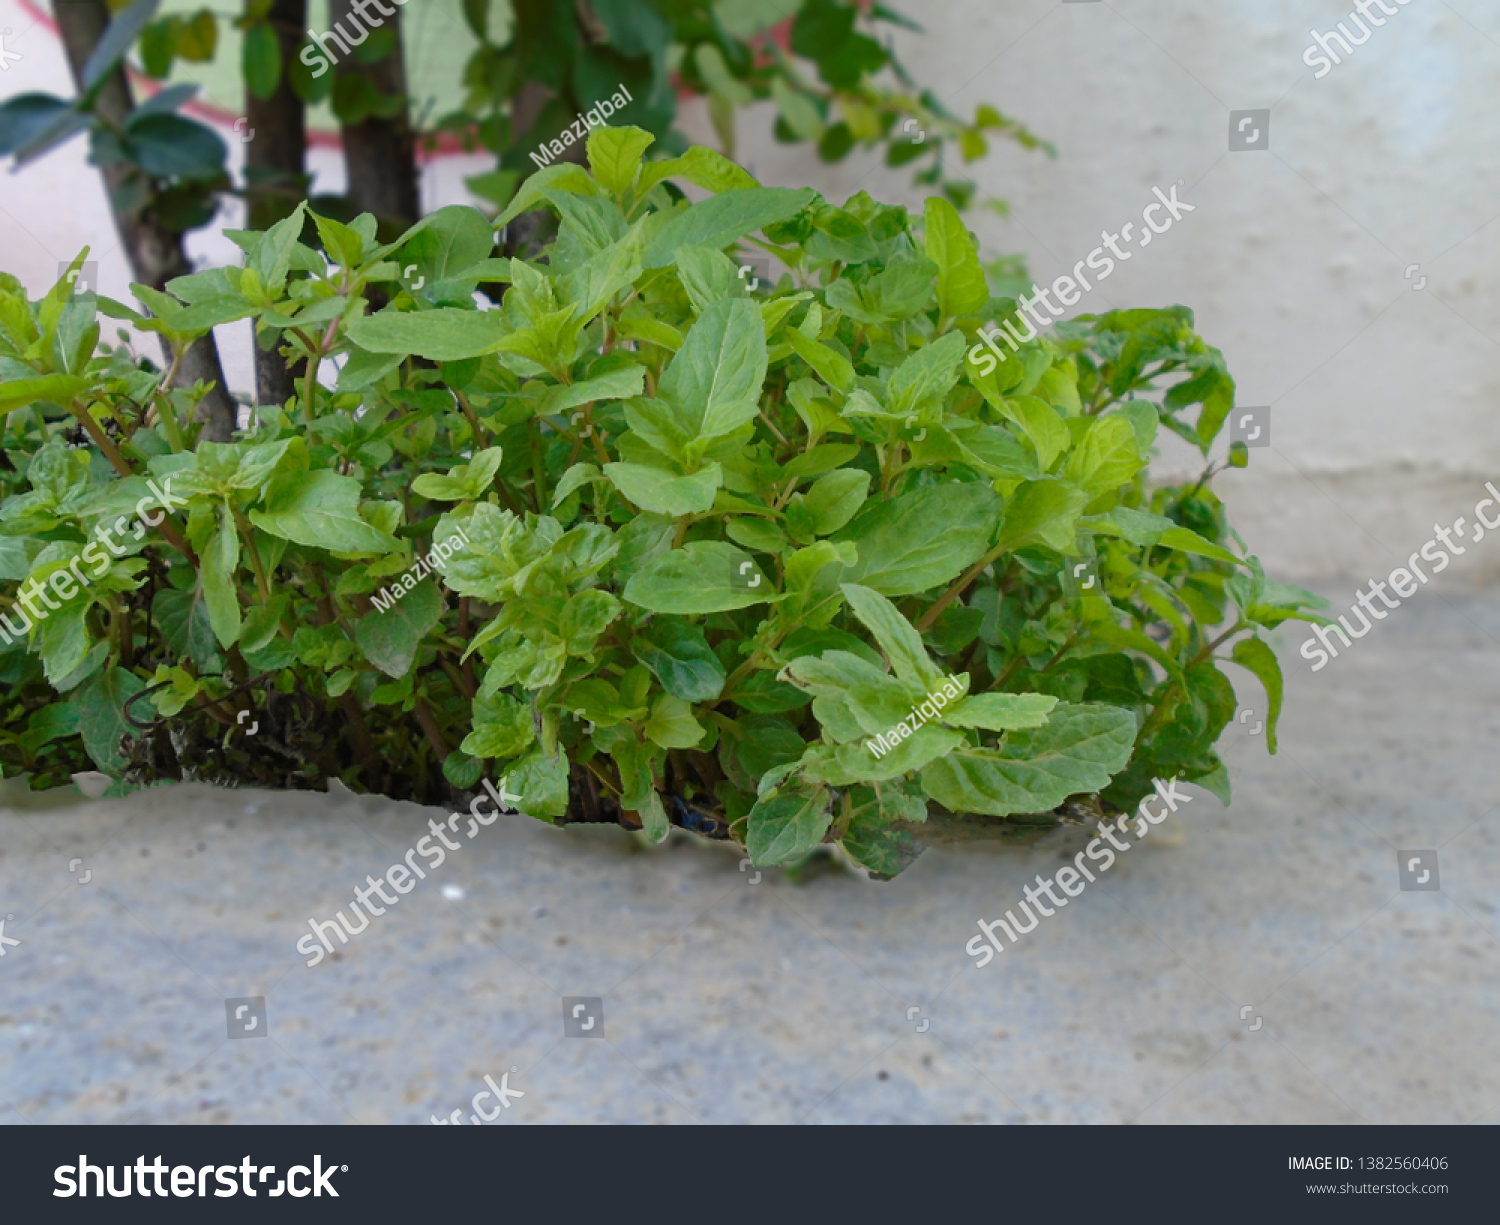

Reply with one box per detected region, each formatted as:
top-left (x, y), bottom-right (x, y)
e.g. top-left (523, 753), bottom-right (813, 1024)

top-left (2, 580), bottom-right (1498, 1125)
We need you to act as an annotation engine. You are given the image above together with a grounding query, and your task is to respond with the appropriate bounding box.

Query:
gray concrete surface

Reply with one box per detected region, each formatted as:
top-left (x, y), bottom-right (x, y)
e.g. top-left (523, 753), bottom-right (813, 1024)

top-left (2, 579), bottom-right (1497, 1125)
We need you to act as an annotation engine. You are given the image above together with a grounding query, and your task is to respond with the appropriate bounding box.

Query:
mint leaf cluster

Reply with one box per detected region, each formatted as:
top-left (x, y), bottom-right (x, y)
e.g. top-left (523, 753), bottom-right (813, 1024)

top-left (0, 127), bottom-right (1326, 878)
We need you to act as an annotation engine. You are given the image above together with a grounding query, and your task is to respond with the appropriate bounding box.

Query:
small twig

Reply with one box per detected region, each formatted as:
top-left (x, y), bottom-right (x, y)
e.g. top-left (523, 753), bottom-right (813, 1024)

top-left (152, 348), bottom-right (187, 450)
top-left (1135, 620), bottom-right (1246, 746)
top-left (757, 410), bottom-right (788, 446)
top-left (529, 418), bottom-right (548, 512)
top-left (68, 399), bottom-right (198, 566)
top-left (917, 549), bottom-right (999, 634)
top-left (455, 389), bottom-right (488, 450)
top-left (440, 659), bottom-right (475, 701)
top-left (231, 504), bottom-right (272, 600)
top-left (413, 698), bottom-right (452, 763)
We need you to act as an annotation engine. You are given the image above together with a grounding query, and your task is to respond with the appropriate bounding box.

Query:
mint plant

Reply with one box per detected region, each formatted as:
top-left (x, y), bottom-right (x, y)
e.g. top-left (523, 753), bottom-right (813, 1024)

top-left (1, 0), bottom-right (1048, 429)
top-left (0, 127), bottom-right (1326, 878)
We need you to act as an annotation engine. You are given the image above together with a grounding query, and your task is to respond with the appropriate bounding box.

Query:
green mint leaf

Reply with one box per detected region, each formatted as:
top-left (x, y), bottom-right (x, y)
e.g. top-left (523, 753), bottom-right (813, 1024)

top-left (920, 702), bottom-right (1136, 817)
top-left (747, 788), bottom-right (831, 866)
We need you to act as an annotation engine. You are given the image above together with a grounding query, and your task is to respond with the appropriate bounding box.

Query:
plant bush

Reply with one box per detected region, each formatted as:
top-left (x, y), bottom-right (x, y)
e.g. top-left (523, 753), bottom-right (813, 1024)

top-left (0, 126), bottom-right (1325, 878)
top-left (2, 0), bottom-right (1049, 444)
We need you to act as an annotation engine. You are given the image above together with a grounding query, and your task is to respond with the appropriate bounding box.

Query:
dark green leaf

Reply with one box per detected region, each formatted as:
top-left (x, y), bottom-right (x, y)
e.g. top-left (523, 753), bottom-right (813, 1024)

top-left (506, 746), bottom-right (569, 819)
top-left (747, 788), bottom-right (830, 865)
top-left (643, 187), bottom-right (817, 269)
top-left (921, 702), bottom-right (1136, 817)
top-left (994, 478), bottom-right (1087, 554)
top-left (347, 308), bottom-right (508, 362)
top-left (401, 205), bottom-right (496, 284)
top-left (735, 714), bottom-right (806, 785)
top-left (151, 587), bottom-right (221, 672)
top-left (356, 578), bottom-right (444, 678)
top-left (836, 483), bottom-right (1000, 596)
top-left (632, 618), bottom-right (726, 702)
top-left (623, 541), bottom-right (777, 613)
top-left (83, 0), bottom-right (163, 92)
top-left (75, 666), bottom-right (147, 776)
top-left (840, 785), bottom-right (929, 880)
top-left (243, 23), bottom-right (282, 101)
top-left (123, 113), bottom-right (226, 179)
top-left (249, 469), bottom-right (401, 554)
top-left (1230, 636), bottom-right (1282, 753)
top-left (0, 95), bottom-right (84, 160)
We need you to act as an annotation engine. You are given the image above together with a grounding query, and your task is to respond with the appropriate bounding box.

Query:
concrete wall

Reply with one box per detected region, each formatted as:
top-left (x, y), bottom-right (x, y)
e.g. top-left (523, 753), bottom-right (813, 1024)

top-left (3, 0), bottom-right (1497, 583)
